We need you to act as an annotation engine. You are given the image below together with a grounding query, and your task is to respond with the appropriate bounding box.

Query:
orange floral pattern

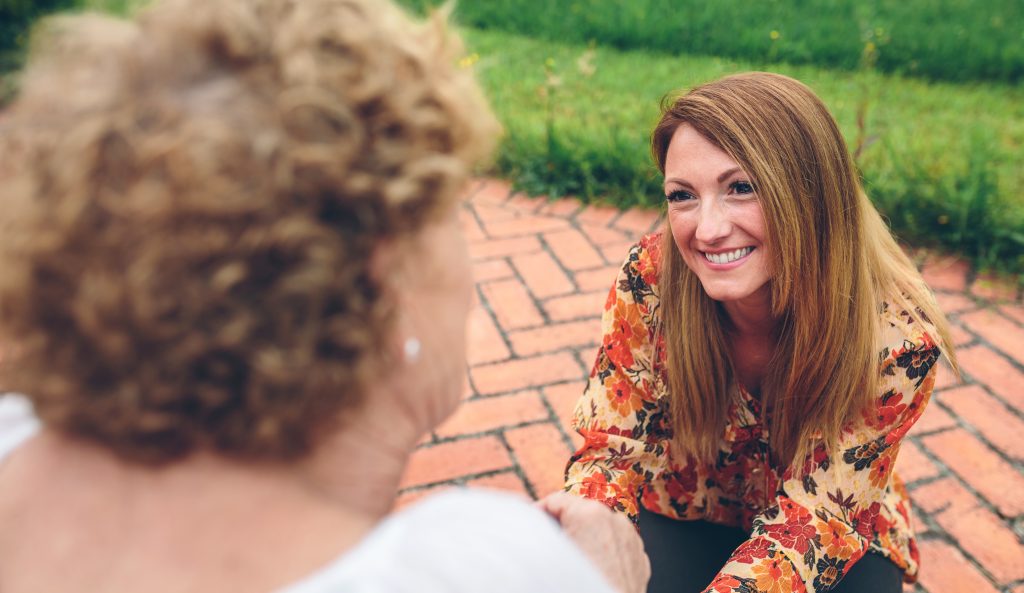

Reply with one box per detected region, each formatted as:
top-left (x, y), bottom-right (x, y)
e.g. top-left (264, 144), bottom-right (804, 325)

top-left (564, 235), bottom-right (941, 592)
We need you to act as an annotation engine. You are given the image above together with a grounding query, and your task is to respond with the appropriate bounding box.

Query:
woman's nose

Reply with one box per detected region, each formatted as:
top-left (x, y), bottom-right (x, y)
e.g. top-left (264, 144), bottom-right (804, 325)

top-left (694, 200), bottom-right (732, 244)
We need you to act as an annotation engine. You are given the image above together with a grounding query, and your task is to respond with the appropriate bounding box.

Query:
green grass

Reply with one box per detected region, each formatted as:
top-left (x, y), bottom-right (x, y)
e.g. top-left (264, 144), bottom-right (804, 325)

top-left (401, 0), bottom-right (1024, 84)
top-left (462, 28), bottom-right (1024, 273)
top-left (4, 0), bottom-right (1023, 274)
top-left (77, 0), bottom-right (149, 13)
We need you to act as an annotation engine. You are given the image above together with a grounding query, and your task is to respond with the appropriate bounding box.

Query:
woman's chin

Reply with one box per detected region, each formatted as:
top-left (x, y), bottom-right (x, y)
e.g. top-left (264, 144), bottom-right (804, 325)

top-left (699, 282), bottom-right (771, 306)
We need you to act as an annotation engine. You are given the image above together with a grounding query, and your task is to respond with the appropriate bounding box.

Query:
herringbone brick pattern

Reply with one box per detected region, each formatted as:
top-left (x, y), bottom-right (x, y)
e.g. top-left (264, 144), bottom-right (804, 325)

top-left (398, 178), bottom-right (1024, 593)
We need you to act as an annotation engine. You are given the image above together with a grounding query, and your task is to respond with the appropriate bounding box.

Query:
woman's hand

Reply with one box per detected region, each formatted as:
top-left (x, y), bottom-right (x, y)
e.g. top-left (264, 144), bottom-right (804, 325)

top-left (537, 491), bottom-right (651, 593)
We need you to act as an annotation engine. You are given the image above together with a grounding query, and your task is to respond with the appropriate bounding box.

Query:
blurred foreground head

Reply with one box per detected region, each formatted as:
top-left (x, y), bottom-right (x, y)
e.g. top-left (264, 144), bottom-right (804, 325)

top-left (0, 0), bottom-right (498, 463)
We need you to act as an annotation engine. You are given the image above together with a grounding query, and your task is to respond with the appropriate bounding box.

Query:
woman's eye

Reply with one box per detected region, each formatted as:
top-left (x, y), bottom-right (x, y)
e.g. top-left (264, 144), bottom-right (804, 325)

top-left (731, 181), bottom-right (755, 195)
top-left (666, 190), bottom-right (694, 203)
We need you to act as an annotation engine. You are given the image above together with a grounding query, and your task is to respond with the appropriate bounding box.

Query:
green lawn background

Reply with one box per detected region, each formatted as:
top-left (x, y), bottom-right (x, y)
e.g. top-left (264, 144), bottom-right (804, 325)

top-left (3, 0), bottom-right (1023, 274)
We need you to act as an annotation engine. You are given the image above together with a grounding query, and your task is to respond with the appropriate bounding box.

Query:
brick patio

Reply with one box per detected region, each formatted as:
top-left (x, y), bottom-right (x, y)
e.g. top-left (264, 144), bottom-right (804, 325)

top-left (398, 178), bottom-right (1024, 593)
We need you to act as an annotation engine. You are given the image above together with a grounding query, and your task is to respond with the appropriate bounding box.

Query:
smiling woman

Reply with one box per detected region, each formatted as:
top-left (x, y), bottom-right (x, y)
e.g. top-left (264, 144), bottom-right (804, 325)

top-left (562, 72), bottom-right (960, 593)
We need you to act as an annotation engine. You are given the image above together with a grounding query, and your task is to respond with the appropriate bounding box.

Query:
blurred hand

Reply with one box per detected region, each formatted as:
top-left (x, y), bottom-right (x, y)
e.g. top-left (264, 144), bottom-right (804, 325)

top-left (537, 492), bottom-right (650, 593)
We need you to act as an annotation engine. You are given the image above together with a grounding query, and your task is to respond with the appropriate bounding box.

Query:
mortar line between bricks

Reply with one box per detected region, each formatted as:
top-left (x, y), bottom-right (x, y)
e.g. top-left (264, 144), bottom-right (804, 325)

top-left (914, 529), bottom-right (1005, 591)
top-left (461, 179), bottom-right (487, 203)
top-left (568, 213), bottom-right (639, 269)
top-left (476, 312), bottom-right (601, 335)
top-left (482, 344), bottom-right (600, 368)
top-left (536, 385), bottom-right (582, 456)
top-left (463, 362), bottom-right (481, 398)
top-left (899, 437), bottom-right (961, 541)
top-left (568, 203), bottom-right (621, 230)
top-left (647, 213), bottom-right (667, 236)
top-left (946, 310), bottom-right (979, 344)
top-left (535, 231), bottom-right (586, 294)
top-left (397, 467), bottom-right (521, 496)
top-left (492, 180), bottom-right (520, 207)
top-left (472, 278), bottom-right (518, 358)
top-left (932, 289), bottom-right (986, 313)
top-left (936, 308), bottom-right (1024, 425)
top-left (572, 348), bottom-right (596, 379)
top-left (429, 417), bottom-right (562, 446)
top-left (503, 239), bottom-right (557, 327)
top-left (530, 304), bottom-right (603, 325)
top-left (496, 430), bottom-right (538, 500)
top-left (950, 296), bottom-right (1024, 330)
top-left (961, 328), bottom-right (1024, 379)
top-left (909, 426), bottom-right (1019, 528)
top-left (463, 200), bottom-right (493, 243)
top-left (465, 184), bottom-right (537, 244)
top-left (470, 242), bottom-right (547, 263)
top-left (991, 305), bottom-right (1024, 329)
top-left (904, 486), bottom-right (950, 537)
top-left (908, 430), bottom-right (1021, 522)
top-left (602, 208), bottom-right (632, 232)
top-left (928, 387), bottom-right (1024, 473)
top-left (951, 354), bottom-right (1024, 426)
top-left (463, 377), bottom-right (588, 402)
top-left (904, 424), bottom-right (1024, 589)
top-left (610, 210), bottom-right (664, 240)
top-left (501, 186), bottom-right (645, 279)
top-left (462, 387), bottom-right (541, 402)
top-left (492, 185), bottom-right (544, 217)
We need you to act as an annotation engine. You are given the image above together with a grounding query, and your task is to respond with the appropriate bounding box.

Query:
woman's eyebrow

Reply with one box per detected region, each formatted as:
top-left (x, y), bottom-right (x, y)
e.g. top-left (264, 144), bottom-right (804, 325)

top-left (716, 167), bottom-right (742, 183)
top-left (663, 166), bottom-right (743, 189)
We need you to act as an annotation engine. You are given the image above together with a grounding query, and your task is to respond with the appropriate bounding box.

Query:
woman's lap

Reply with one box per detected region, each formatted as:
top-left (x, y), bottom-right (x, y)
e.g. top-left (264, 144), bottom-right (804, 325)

top-left (637, 506), bottom-right (903, 593)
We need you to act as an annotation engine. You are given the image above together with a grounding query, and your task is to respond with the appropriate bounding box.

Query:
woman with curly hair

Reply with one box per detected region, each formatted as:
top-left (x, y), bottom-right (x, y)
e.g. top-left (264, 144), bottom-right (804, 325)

top-left (0, 1), bottom-right (649, 591)
top-left (563, 72), bottom-right (957, 593)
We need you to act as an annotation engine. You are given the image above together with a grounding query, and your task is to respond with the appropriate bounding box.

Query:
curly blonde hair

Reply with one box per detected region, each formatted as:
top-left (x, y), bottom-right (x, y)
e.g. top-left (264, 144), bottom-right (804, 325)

top-left (0, 0), bottom-right (498, 463)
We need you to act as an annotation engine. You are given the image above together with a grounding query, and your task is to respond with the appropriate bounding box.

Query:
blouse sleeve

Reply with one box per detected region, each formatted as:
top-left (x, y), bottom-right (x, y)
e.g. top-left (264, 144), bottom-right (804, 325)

top-left (563, 240), bottom-right (670, 525)
top-left (704, 332), bottom-right (941, 593)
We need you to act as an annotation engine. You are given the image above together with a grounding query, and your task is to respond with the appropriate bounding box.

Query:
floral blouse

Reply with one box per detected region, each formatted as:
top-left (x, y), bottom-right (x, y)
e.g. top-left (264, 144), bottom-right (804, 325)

top-left (564, 234), bottom-right (940, 593)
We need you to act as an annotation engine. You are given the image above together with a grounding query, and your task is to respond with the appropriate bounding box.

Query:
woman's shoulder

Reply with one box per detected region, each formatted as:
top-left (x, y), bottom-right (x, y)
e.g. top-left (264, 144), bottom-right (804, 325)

top-left (281, 489), bottom-right (615, 593)
top-left (877, 297), bottom-right (942, 355)
top-left (874, 297), bottom-right (943, 391)
top-left (613, 232), bottom-right (664, 301)
top-left (625, 233), bottom-right (663, 280)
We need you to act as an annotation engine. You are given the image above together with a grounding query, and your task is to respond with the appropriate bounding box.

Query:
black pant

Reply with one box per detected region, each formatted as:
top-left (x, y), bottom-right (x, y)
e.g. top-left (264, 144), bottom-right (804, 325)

top-left (638, 506), bottom-right (903, 593)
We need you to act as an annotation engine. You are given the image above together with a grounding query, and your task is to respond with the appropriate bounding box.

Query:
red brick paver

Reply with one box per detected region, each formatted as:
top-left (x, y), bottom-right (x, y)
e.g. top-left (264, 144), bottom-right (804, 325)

top-left (397, 179), bottom-right (1024, 593)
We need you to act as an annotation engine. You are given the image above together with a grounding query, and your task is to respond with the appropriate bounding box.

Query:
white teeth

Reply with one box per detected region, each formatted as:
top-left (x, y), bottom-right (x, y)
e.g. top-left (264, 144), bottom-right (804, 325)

top-left (704, 247), bottom-right (753, 264)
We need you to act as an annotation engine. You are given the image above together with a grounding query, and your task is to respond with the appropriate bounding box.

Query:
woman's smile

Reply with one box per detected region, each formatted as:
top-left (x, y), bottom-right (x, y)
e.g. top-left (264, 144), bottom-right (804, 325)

top-left (701, 246), bottom-right (755, 267)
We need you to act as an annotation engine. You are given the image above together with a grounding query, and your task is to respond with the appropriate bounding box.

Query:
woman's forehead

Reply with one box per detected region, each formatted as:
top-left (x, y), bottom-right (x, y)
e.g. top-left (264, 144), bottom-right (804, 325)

top-left (663, 124), bottom-right (745, 185)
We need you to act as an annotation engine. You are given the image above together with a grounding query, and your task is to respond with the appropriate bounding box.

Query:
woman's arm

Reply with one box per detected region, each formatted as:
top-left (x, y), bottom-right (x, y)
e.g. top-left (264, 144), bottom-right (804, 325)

top-left (703, 333), bottom-right (941, 593)
top-left (563, 239), bottom-right (670, 525)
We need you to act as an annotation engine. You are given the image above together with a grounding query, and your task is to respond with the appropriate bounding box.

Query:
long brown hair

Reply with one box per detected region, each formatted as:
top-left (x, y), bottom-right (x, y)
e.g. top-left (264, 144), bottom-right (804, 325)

top-left (651, 72), bottom-right (956, 469)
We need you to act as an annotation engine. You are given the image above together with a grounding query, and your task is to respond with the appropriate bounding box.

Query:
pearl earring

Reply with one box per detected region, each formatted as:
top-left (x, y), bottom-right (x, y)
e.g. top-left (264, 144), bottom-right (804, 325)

top-left (403, 337), bottom-right (421, 363)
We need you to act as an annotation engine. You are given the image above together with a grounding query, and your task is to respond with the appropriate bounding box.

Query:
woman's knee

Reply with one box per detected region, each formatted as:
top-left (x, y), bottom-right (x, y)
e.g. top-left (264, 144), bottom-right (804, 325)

top-left (831, 552), bottom-right (903, 593)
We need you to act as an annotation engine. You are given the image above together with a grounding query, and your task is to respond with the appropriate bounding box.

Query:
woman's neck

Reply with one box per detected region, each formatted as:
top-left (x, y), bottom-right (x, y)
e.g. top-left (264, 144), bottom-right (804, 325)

top-left (721, 289), bottom-right (778, 339)
top-left (297, 393), bottom-right (425, 521)
top-left (721, 290), bottom-right (780, 395)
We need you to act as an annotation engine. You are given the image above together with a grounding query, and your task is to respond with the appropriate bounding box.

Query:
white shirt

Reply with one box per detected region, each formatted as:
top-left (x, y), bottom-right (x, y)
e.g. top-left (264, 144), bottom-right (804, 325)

top-left (0, 394), bottom-right (616, 593)
top-left (279, 487), bottom-right (617, 593)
